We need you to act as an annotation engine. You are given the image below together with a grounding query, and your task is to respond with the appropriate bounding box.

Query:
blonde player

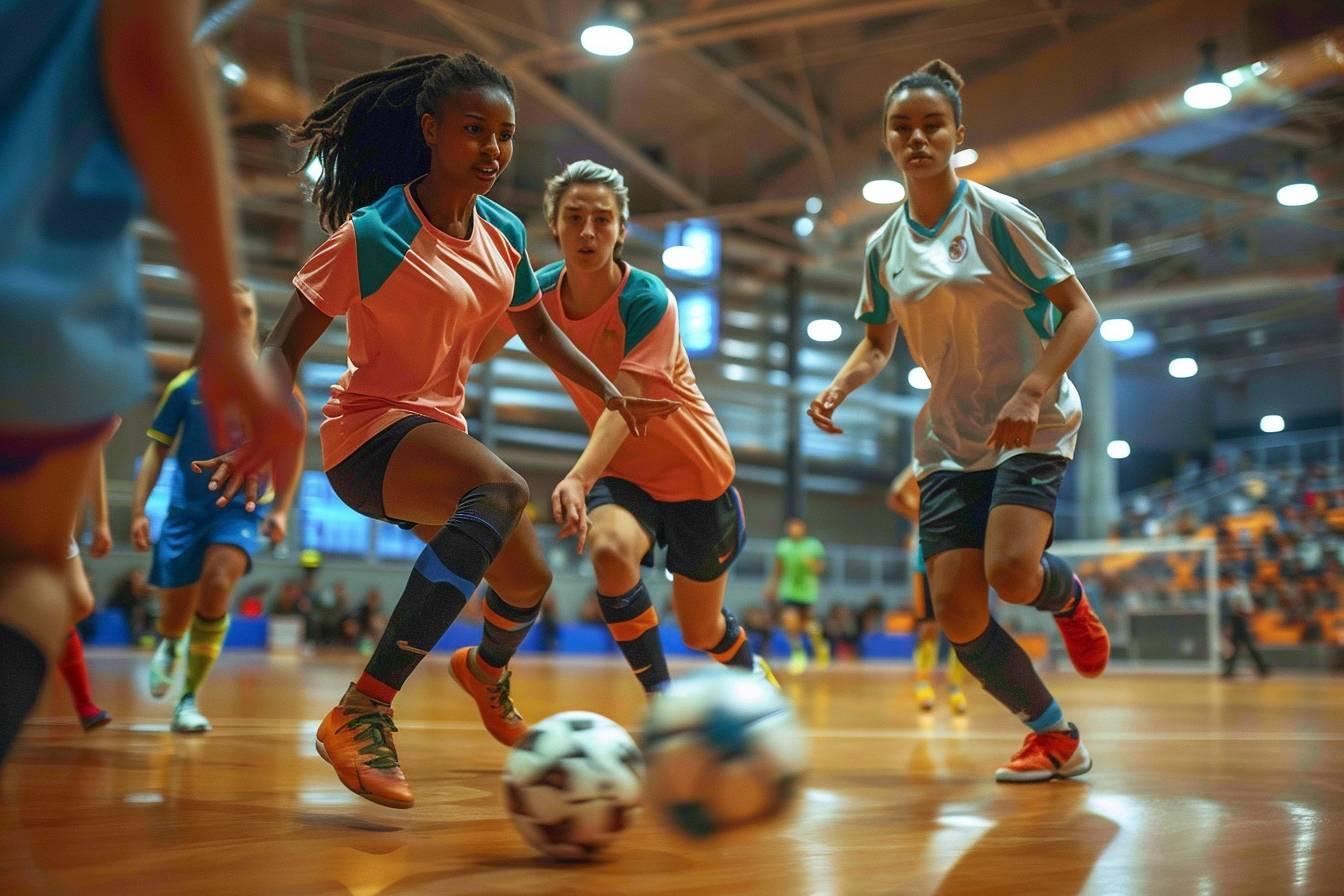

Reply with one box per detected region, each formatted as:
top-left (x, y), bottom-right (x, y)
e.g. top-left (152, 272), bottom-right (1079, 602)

top-left (808, 59), bottom-right (1109, 782)
top-left (889, 464), bottom-right (967, 714)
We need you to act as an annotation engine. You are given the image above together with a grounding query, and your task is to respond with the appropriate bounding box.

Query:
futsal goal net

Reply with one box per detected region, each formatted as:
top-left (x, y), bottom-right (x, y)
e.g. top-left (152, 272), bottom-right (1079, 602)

top-left (995, 537), bottom-right (1220, 673)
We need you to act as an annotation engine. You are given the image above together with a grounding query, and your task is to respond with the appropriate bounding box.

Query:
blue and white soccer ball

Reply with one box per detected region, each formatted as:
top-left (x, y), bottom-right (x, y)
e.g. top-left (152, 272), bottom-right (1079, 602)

top-left (642, 668), bottom-right (807, 837)
top-left (502, 711), bottom-right (644, 860)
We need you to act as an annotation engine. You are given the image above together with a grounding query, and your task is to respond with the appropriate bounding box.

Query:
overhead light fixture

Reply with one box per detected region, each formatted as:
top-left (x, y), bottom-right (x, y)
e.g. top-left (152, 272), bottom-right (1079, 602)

top-left (1276, 152), bottom-right (1319, 207)
top-left (806, 319), bottom-right (842, 343)
top-left (952, 148), bottom-right (978, 168)
top-left (862, 178), bottom-right (905, 204)
top-left (1099, 318), bottom-right (1135, 342)
top-left (304, 157), bottom-right (324, 182)
top-left (793, 216), bottom-right (815, 238)
top-left (580, 4), bottom-right (634, 57)
top-left (1220, 68), bottom-right (1245, 88)
top-left (220, 61), bottom-right (247, 86)
top-left (1259, 414), bottom-right (1285, 434)
top-left (1107, 440), bottom-right (1132, 459)
top-left (1168, 357), bottom-right (1198, 379)
top-left (907, 367), bottom-right (931, 390)
top-left (662, 244), bottom-right (707, 272)
top-left (1183, 40), bottom-right (1231, 110)
top-left (805, 196), bottom-right (823, 214)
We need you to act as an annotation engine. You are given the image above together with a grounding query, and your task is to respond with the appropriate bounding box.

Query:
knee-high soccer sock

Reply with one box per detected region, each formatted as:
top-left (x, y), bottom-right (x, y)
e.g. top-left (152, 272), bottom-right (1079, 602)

top-left (807, 619), bottom-right (831, 665)
top-left (356, 484), bottom-right (521, 704)
top-left (58, 628), bottom-right (99, 718)
top-left (183, 614), bottom-right (229, 699)
top-left (707, 610), bottom-right (754, 671)
top-left (913, 636), bottom-right (936, 682)
top-left (0, 624), bottom-right (48, 764)
top-left (600, 582), bottom-right (670, 693)
top-left (478, 588), bottom-right (540, 670)
top-left (951, 617), bottom-right (1066, 732)
top-left (1032, 553), bottom-right (1082, 615)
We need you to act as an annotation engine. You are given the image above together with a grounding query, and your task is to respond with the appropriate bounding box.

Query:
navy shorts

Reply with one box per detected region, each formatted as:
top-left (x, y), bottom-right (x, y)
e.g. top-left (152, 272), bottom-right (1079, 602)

top-left (918, 453), bottom-right (1068, 561)
top-left (587, 477), bottom-right (746, 582)
top-left (326, 415), bottom-right (434, 528)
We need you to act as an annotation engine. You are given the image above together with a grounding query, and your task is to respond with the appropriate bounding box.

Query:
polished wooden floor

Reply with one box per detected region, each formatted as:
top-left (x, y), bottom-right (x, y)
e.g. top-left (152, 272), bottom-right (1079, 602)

top-left (5, 651), bottom-right (1344, 895)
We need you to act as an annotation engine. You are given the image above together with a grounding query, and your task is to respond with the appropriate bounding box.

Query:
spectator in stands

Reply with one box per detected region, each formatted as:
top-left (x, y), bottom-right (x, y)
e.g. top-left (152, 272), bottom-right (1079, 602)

top-left (743, 604), bottom-right (774, 659)
top-left (823, 604), bottom-right (861, 660)
top-left (859, 594), bottom-right (886, 636)
top-left (535, 591), bottom-right (559, 653)
top-left (107, 568), bottom-right (155, 646)
top-left (269, 580), bottom-right (309, 618)
top-left (1222, 574), bottom-right (1269, 679)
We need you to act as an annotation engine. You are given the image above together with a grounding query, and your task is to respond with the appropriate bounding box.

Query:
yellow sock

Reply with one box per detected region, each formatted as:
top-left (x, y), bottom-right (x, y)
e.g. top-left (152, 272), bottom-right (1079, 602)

top-left (913, 637), bottom-right (936, 681)
top-left (808, 622), bottom-right (830, 665)
top-left (184, 614), bottom-right (229, 697)
top-left (947, 647), bottom-right (966, 690)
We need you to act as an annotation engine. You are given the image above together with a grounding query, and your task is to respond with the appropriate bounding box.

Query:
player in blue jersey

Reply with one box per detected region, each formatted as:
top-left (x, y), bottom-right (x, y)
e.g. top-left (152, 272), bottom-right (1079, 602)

top-left (0, 0), bottom-right (301, 764)
top-left (130, 285), bottom-right (303, 733)
top-left (809, 59), bottom-right (1108, 782)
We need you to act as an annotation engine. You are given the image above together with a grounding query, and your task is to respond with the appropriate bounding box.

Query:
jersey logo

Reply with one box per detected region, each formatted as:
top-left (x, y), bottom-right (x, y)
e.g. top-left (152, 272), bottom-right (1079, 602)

top-left (948, 236), bottom-right (968, 263)
top-left (1030, 474), bottom-right (1059, 487)
top-left (396, 640), bottom-right (429, 656)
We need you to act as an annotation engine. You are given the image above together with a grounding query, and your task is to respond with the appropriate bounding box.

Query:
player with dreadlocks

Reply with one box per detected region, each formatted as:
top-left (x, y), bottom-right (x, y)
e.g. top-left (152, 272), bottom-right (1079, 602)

top-left (199, 52), bottom-right (678, 809)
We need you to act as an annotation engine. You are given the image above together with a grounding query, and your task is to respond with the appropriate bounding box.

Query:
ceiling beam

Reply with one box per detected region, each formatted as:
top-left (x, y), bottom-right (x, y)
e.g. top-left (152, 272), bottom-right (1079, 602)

top-left (783, 31), bottom-right (836, 193)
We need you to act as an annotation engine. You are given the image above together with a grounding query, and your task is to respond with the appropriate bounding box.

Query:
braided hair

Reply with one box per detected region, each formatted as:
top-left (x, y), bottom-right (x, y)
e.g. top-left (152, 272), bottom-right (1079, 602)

top-left (287, 53), bottom-right (516, 232)
top-left (883, 59), bottom-right (965, 125)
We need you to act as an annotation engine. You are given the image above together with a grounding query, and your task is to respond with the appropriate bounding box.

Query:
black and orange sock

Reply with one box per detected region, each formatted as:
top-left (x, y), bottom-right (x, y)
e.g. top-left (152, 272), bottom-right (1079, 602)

top-left (707, 609), bottom-right (753, 671)
top-left (57, 628), bottom-right (98, 718)
top-left (478, 588), bottom-right (540, 669)
top-left (600, 582), bottom-right (670, 693)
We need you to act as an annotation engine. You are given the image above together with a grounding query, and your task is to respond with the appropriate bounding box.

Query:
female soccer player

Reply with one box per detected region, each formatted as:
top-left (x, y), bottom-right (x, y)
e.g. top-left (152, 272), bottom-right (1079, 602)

top-left (808, 60), bottom-right (1109, 782)
top-left (888, 464), bottom-right (967, 715)
top-left (203, 55), bottom-right (676, 809)
top-left (0, 0), bottom-right (300, 765)
top-left (131, 285), bottom-right (302, 734)
top-left (484, 160), bottom-right (774, 695)
top-left (60, 442), bottom-right (116, 731)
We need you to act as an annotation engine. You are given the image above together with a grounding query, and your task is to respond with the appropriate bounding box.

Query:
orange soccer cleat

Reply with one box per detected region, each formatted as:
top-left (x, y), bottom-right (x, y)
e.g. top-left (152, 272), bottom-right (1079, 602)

top-left (315, 697), bottom-right (414, 809)
top-left (995, 723), bottom-right (1092, 783)
top-left (1053, 578), bottom-right (1110, 678)
top-left (448, 647), bottom-right (528, 747)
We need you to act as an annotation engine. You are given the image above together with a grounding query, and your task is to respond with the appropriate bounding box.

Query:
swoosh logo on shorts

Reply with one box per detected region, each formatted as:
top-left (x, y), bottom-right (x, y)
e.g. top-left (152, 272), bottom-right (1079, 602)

top-left (1030, 475), bottom-right (1059, 487)
top-left (396, 640), bottom-right (429, 656)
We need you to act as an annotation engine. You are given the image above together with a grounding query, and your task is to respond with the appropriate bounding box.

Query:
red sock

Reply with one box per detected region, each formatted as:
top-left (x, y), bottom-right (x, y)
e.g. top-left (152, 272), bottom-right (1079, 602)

top-left (354, 672), bottom-right (397, 705)
top-left (58, 628), bottom-right (99, 719)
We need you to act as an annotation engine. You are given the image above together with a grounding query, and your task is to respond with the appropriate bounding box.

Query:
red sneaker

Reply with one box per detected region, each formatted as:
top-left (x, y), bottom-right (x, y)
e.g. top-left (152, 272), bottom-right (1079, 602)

top-left (1053, 578), bottom-right (1110, 678)
top-left (995, 723), bottom-right (1092, 783)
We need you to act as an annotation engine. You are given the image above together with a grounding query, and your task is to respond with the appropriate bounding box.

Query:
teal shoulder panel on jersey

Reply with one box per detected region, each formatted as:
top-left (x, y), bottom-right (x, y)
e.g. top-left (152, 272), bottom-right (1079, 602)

top-left (535, 260), bottom-right (564, 293)
top-left (351, 186), bottom-right (422, 300)
top-left (618, 267), bottom-right (671, 355)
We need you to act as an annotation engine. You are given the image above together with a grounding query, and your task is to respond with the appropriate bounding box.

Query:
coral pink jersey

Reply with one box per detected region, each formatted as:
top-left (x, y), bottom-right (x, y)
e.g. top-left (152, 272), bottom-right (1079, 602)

top-left (293, 183), bottom-right (540, 469)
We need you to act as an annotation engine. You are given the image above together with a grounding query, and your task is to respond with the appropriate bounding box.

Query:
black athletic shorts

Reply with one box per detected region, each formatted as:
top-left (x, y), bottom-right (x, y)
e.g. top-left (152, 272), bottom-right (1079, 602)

top-left (912, 571), bottom-right (935, 622)
top-left (326, 415), bottom-right (434, 528)
top-left (780, 599), bottom-right (817, 622)
top-left (917, 452), bottom-right (1068, 560)
top-left (587, 477), bottom-right (746, 582)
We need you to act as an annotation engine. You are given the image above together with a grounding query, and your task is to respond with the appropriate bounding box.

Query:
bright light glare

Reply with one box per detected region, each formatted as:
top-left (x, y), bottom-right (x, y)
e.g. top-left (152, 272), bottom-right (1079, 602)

top-left (793, 216), bottom-right (815, 238)
top-left (580, 24), bottom-right (634, 57)
top-left (221, 62), bottom-right (247, 86)
top-left (1183, 81), bottom-right (1231, 109)
top-left (1100, 319), bottom-right (1135, 342)
top-left (305, 157), bottom-right (323, 182)
top-left (1276, 182), bottom-right (1319, 207)
top-left (862, 179), bottom-right (905, 204)
top-left (1259, 414), bottom-right (1285, 433)
top-left (1168, 357), bottom-right (1198, 379)
top-left (806, 319), bottom-right (842, 343)
top-left (805, 196), bottom-right (823, 214)
top-left (1107, 440), bottom-right (1132, 459)
top-left (907, 367), bottom-right (931, 390)
top-left (662, 245), bottom-right (707, 272)
top-left (952, 148), bottom-right (979, 168)
top-left (1220, 69), bottom-right (1245, 88)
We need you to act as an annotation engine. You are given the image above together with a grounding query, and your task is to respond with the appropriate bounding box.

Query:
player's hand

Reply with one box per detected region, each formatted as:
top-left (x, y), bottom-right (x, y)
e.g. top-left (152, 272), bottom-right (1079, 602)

top-left (130, 514), bottom-right (151, 552)
top-left (807, 385), bottom-right (847, 434)
top-left (604, 395), bottom-right (680, 438)
top-left (262, 510), bottom-right (288, 546)
top-left (90, 523), bottom-right (113, 559)
top-left (196, 337), bottom-right (304, 494)
top-left (191, 450), bottom-right (264, 512)
top-left (551, 475), bottom-right (591, 553)
top-left (988, 387), bottom-right (1042, 452)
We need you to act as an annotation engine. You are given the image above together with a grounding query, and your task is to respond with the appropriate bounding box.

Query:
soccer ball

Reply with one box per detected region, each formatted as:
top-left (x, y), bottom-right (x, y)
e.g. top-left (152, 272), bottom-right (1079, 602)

top-left (502, 711), bottom-right (644, 860)
top-left (642, 668), bottom-right (807, 838)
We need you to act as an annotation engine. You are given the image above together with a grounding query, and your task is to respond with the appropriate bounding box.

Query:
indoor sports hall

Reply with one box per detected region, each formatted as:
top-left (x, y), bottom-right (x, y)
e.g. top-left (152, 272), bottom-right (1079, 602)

top-left (3, 2), bottom-right (1343, 895)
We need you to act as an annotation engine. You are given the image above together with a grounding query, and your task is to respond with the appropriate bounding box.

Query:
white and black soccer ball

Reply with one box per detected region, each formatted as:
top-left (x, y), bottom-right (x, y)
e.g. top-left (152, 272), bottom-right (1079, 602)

top-left (642, 667), bottom-right (807, 838)
top-left (502, 711), bottom-right (644, 860)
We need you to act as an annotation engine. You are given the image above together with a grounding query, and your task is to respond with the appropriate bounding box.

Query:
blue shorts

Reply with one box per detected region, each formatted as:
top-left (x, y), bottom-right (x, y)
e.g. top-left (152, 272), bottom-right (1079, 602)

top-left (149, 506), bottom-right (263, 589)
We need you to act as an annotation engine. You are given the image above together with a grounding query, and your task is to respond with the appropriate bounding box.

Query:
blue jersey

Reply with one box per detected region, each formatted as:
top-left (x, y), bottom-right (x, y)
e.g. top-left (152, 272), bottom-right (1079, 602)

top-left (0, 0), bottom-right (148, 426)
top-left (148, 369), bottom-right (270, 515)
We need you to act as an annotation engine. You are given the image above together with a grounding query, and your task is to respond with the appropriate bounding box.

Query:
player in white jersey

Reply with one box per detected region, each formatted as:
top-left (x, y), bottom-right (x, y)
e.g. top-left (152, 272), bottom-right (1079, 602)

top-left (809, 59), bottom-right (1110, 783)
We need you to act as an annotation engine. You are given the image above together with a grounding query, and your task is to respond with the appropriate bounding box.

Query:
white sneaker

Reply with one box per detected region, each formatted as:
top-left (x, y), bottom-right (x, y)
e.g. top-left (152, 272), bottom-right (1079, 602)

top-left (148, 638), bottom-right (179, 699)
top-left (753, 656), bottom-right (780, 689)
top-left (171, 695), bottom-right (212, 733)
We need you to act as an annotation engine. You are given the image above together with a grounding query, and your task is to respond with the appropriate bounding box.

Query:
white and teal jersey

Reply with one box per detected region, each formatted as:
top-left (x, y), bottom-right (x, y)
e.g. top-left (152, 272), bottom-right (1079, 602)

top-left (855, 180), bottom-right (1081, 478)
